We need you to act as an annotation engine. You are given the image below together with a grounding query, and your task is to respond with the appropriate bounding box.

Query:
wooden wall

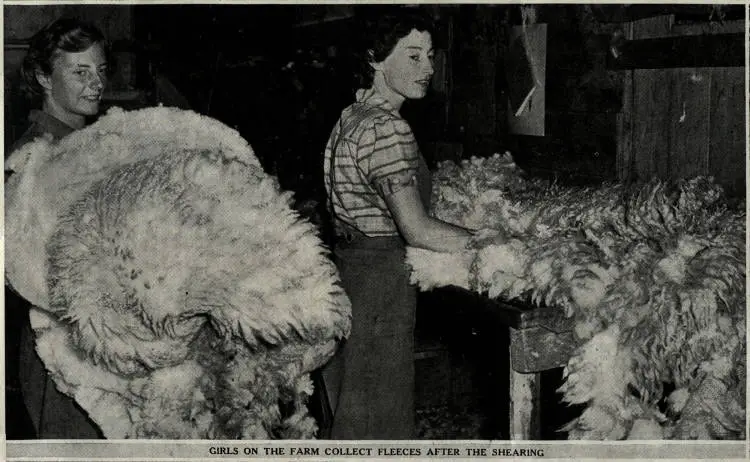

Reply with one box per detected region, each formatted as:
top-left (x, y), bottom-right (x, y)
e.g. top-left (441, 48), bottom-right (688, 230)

top-left (448, 5), bottom-right (507, 156)
top-left (404, 5), bottom-right (509, 167)
top-left (4, 5), bottom-right (133, 41)
top-left (510, 5), bottom-right (622, 184)
top-left (430, 5), bottom-right (745, 197)
top-left (616, 15), bottom-right (746, 198)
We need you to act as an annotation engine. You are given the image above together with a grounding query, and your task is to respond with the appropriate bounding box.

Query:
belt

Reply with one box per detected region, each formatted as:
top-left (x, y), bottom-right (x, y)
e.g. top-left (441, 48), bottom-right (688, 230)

top-left (333, 222), bottom-right (405, 250)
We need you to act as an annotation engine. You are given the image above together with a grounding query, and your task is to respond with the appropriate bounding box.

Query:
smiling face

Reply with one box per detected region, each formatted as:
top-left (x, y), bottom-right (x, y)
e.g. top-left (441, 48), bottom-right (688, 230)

top-left (37, 42), bottom-right (108, 128)
top-left (372, 28), bottom-right (434, 109)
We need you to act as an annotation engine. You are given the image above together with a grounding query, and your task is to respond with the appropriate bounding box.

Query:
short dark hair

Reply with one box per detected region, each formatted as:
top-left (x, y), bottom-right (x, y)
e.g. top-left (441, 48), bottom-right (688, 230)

top-left (358, 7), bottom-right (436, 87)
top-left (21, 18), bottom-right (107, 97)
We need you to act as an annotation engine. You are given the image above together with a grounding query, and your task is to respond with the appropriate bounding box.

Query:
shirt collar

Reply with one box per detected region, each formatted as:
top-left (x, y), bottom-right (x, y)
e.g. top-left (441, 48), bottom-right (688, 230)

top-left (355, 87), bottom-right (399, 116)
top-left (28, 109), bottom-right (77, 140)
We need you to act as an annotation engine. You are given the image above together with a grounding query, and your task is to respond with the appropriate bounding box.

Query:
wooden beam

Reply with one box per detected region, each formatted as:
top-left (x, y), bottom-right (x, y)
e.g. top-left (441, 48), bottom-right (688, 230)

top-left (668, 68), bottom-right (711, 180)
top-left (510, 326), bottom-right (580, 373)
top-left (633, 69), bottom-right (673, 180)
top-left (610, 33), bottom-right (745, 69)
top-left (509, 356), bottom-right (541, 439)
top-left (594, 5), bottom-right (744, 23)
top-left (632, 14), bottom-right (674, 39)
top-left (672, 19), bottom-right (745, 37)
top-left (440, 285), bottom-right (575, 331)
top-left (616, 20), bottom-right (634, 182)
top-left (708, 67), bottom-right (747, 198)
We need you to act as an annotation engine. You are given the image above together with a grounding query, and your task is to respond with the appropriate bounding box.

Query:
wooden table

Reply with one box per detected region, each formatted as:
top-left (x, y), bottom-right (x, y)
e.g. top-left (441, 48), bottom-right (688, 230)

top-left (440, 286), bottom-right (580, 440)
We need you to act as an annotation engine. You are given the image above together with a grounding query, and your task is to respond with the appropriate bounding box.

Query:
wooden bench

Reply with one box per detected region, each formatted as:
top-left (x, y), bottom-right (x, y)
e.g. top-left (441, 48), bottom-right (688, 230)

top-left (439, 286), bottom-right (581, 440)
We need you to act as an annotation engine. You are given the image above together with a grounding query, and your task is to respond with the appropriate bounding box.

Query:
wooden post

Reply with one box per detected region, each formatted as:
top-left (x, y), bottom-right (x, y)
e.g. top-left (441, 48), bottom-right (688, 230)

top-left (616, 21), bottom-right (634, 182)
top-left (508, 327), bottom-right (541, 440)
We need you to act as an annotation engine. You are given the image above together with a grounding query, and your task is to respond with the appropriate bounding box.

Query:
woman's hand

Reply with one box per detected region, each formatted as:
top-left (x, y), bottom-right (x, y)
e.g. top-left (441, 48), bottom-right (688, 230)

top-left (466, 227), bottom-right (512, 249)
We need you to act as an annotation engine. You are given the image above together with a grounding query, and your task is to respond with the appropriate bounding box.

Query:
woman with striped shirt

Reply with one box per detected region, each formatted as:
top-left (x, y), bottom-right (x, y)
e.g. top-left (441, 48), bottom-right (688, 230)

top-left (321, 10), bottom-right (497, 439)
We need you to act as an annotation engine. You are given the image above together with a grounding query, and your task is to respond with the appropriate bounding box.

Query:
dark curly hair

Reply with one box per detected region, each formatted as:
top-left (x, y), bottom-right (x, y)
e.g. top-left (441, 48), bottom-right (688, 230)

top-left (21, 18), bottom-right (107, 98)
top-left (357, 7), bottom-right (436, 88)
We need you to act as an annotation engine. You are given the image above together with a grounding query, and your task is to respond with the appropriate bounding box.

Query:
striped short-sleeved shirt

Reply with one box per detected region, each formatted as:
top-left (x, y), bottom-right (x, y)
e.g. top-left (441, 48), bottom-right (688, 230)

top-left (324, 88), bottom-right (421, 237)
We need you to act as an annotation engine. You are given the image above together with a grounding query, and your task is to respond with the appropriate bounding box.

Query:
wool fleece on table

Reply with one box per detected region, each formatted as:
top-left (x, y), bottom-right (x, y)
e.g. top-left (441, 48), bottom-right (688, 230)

top-left (407, 153), bottom-right (745, 440)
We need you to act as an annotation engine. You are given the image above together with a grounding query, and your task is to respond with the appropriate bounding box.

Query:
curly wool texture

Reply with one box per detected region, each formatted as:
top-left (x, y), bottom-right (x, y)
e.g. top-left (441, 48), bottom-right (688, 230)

top-left (406, 247), bottom-right (474, 291)
top-left (407, 154), bottom-right (745, 440)
top-left (6, 106), bottom-right (261, 308)
top-left (471, 239), bottom-right (531, 299)
top-left (6, 107), bottom-right (351, 438)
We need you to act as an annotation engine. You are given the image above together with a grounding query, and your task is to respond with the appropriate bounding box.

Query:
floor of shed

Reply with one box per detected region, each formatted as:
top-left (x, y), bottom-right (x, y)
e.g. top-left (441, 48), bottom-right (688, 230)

top-left (413, 366), bottom-right (577, 440)
top-left (416, 404), bottom-right (484, 439)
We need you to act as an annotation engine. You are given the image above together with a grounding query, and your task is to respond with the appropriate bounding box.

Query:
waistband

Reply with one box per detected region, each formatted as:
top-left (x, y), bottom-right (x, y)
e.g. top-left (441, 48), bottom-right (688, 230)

top-left (334, 221), bottom-right (405, 250)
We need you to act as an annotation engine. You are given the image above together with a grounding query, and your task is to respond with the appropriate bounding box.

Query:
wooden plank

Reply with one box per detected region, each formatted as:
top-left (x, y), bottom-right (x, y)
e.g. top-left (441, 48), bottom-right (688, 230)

top-left (672, 19), bottom-right (745, 37)
top-left (624, 5), bottom-right (744, 24)
top-left (506, 24), bottom-right (546, 137)
top-left (668, 68), bottom-right (711, 180)
top-left (612, 33), bottom-right (745, 69)
top-left (593, 19), bottom-right (744, 37)
top-left (491, 297), bottom-right (571, 331)
top-left (509, 363), bottom-right (541, 439)
top-left (616, 92), bottom-right (634, 181)
top-left (628, 16), bottom-right (672, 182)
top-left (616, 22), bottom-right (634, 182)
top-left (632, 15), bottom-right (674, 39)
top-left (590, 5), bottom-right (744, 24)
top-left (633, 69), bottom-right (673, 181)
top-left (510, 326), bottom-right (579, 373)
top-left (439, 286), bottom-right (575, 331)
top-left (708, 67), bottom-right (747, 198)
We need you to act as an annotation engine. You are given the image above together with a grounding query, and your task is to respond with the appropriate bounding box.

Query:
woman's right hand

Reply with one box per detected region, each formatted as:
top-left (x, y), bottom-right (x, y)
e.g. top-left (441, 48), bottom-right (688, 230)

top-left (466, 227), bottom-right (511, 249)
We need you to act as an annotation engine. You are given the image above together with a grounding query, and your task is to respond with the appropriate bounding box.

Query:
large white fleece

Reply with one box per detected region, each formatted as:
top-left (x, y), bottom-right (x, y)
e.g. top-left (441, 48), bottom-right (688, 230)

top-left (5, 107), bottom-right (351, 438)
top-left (5, 106), bottom-right (261, 308)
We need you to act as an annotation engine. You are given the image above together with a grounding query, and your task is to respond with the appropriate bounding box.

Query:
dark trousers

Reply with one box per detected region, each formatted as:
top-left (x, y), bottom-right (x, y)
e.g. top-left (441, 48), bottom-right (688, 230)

top-left (321, 235), bottom-right (416, 439)
top-left (14, 297), bottom-right (102, 439)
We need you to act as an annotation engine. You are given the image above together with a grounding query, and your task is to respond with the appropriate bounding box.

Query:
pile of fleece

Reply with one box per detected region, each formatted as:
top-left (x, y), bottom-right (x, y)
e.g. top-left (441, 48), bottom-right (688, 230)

top-left (5, 107), bottom-right (351, 438)
top-left (406, 153), bottom-right (745, 440)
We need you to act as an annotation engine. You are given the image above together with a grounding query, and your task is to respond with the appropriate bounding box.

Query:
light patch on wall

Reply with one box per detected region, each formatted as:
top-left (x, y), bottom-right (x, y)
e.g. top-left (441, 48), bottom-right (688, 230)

top-left (431, 49), bottom-right (447, 94)
top-left (506, 24), bottom-right (547, 137)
